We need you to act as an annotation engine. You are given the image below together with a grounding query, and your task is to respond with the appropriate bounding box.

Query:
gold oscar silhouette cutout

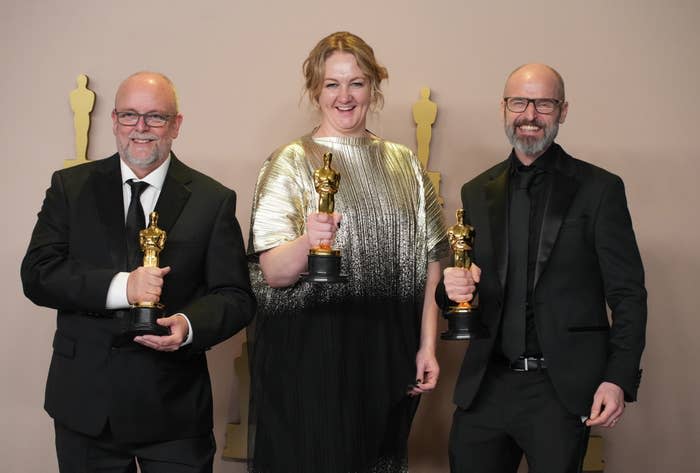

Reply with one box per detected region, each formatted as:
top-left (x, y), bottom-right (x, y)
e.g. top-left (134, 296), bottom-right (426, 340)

top-left (441, 209), bottom-right (487, 340)
top-left (64, 74), bottom-right (96, 168)
top-left (300, 153), bottom-right (347, 283)
top-left (223, 342), bottom-right (251, 461)
top-left (412, 87), bottom-right (443, 205)
top-left (127, 212), bottom-right (169, 336)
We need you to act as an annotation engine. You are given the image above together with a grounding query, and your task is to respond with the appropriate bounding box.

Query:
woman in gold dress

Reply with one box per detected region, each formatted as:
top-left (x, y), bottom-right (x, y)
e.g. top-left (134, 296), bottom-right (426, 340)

top-left (247, 31), bottom-right (448, 473)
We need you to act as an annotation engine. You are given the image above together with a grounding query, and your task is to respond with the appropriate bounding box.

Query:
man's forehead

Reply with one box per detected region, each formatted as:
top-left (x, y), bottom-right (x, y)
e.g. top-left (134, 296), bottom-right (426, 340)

top-left (115, 83), bottom-right (176, 111)
top-left (506, 74), bottom-right (558, 94)
top-left (504, 65), bottom-right (563, 97)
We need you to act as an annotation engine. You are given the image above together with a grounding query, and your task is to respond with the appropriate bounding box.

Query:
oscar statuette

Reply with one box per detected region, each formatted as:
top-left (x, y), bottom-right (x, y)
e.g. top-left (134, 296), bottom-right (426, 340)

top-left (300, 152), bottom-right (347, 283)
top-left (441, 209), bottom-right (488, 340)
top-left (127, 211), bottom-right (169, 336)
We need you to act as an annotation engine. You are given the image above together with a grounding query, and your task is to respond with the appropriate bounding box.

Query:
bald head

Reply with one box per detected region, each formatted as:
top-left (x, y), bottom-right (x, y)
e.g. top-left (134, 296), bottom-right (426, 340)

top-left (115, 71), bottom-right (179, 113)
top-left (504, 64), bottom-right (565, 101)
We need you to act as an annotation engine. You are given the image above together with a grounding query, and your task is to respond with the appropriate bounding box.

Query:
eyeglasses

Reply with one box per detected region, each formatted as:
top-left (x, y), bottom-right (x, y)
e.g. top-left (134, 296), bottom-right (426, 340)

top-left (114, 110), bottom-right (174, 127)
top-left (503, 97), bottom-right (562, 114)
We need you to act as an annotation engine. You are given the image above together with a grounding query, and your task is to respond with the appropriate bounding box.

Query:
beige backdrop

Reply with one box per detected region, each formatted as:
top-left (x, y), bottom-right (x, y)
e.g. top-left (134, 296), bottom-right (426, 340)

top-left (2, 1), bottom-right (698, 472)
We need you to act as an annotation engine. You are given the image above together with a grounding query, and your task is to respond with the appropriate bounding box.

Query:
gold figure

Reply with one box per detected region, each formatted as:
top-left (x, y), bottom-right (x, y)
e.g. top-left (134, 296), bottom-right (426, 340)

top-left (447, 209), bottom-right (475, 309)
top-left (314, 152), bottom-right (341, 215)
top-left (311, 153), bottom-right (342, 256)
top-left (139, 212), bottom-right (167, 269)
top-left (64, 74), bottom-right (96, 168)
top-left (412, 87), bottom-right (437, 169)
top-left (412, 87), bottom-right (443, 205)
top-left (134, 212), bottom-right (167, 309)
top-left (223, 342), bottom-right (251, 460)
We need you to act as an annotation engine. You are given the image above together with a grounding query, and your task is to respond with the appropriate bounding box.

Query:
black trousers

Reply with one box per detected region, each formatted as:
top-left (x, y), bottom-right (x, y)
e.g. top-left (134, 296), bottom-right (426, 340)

top-left (449, 363), bottom-right (590, 473)
top-left (54, 421), bottom-right (216, 473)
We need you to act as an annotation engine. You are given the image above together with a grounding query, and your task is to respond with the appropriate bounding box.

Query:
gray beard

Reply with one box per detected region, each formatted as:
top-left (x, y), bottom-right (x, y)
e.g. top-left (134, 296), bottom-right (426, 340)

top-left (506, 121), bottom-right (559, 157)
top-left (123, 147), bottom-right (160, 169)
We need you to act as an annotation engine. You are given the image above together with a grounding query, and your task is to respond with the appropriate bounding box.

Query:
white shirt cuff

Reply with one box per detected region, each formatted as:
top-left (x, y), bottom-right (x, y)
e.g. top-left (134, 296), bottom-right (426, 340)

top-left (106, 272), bottom-right (130, 309)
top-left (177, 314), bottom-right (194, 346)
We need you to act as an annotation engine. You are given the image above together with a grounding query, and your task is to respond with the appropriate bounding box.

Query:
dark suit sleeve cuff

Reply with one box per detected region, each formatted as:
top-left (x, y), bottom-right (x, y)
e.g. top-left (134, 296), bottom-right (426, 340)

top-left (435, 279), bottom-right (450, 311)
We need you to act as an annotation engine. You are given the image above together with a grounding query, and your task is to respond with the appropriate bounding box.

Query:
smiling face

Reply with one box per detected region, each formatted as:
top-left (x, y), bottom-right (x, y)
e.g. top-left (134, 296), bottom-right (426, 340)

top-left (502, 64), bottom-right (568, 165)
top-left (112, 72), bottom-right (183, 178)
top-left (314, 52), bottom-right (371, 138)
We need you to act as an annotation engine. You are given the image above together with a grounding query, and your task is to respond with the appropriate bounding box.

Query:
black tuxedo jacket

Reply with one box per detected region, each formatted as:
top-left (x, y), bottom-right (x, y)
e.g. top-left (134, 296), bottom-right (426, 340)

top-left (440, 144), bottom-right (646, 416)
top-left (21, 153), bottom-right (255, 443)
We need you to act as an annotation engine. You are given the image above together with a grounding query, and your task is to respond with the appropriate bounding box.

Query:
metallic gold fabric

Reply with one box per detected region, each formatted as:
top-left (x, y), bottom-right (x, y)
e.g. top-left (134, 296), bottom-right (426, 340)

top-left (248, 133), bottom-right (447, 302)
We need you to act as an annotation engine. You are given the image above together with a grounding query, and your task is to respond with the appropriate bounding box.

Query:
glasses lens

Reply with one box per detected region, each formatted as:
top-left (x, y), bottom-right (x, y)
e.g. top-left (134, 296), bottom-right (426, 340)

top-left (534, 99), bottom-right (557, 114)
top-left (507, 98), bottom-right (527, 112)
top-left (144, 114), bottom-right (168, 127)
top-left (117, 112), bottom-right (139, 125)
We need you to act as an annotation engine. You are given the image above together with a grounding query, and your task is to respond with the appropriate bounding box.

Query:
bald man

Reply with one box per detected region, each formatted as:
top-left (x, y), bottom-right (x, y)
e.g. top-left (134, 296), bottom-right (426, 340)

top-left (437, 64), bottom-right (646, 472)
top-left (22, 72), bottom-right (255, 472)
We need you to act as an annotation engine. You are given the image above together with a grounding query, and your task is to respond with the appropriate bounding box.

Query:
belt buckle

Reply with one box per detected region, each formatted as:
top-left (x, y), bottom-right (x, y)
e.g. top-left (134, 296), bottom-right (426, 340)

top-left (512, 357), bottom-right (542, 372)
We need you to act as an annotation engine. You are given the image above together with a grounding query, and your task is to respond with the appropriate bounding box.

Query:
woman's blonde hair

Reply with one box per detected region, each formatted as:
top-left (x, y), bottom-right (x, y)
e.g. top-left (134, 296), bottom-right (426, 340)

top-left (303, 31), bottom-right (389, 109)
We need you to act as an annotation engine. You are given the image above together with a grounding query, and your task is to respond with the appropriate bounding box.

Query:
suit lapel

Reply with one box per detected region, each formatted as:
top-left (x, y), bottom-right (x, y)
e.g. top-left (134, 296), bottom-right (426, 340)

top-left (154, 154), bottom-right (192, 234)
top-left (534, 149), bottom-right (579, 288)
top-left (484, 161), bottom-right (510, 293)
top-left (92, 154), bottom-right (129, 270)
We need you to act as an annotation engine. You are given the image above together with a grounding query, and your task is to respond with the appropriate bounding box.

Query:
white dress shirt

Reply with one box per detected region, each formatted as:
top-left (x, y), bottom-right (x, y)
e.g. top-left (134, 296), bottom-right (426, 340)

top-left (105, 156), bottom-right (193, 344)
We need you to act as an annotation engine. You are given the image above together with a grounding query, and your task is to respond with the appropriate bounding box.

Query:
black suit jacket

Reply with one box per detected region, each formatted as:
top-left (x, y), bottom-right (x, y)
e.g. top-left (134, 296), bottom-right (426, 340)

top-left (21, 153), bottom-right (255, 443)
top-left (439, 144), bottom-right (646, 416)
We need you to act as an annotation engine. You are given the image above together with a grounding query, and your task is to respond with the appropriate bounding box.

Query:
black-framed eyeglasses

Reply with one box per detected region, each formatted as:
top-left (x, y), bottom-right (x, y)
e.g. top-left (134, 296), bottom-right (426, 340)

top-left (504, 97), bottom-right (562, 114)
top-left (114, 110), bottom-right (174, 127)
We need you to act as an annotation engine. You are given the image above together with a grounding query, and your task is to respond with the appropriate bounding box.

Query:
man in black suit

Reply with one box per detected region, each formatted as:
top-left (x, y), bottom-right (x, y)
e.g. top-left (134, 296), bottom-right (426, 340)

top-left (21, 71), bottom-right (255, 473)
top-left (439, 64), bottom-right (646, 472)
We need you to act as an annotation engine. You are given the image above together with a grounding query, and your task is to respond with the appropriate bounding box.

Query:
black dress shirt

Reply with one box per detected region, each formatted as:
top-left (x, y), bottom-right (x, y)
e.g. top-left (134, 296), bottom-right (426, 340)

top-left (496, 145), bottom-right (558, 359)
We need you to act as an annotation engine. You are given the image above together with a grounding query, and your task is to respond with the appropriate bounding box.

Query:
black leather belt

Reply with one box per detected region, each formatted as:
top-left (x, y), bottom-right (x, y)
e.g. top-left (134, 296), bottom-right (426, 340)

top-left (509, 356), bottom-right (547, 372)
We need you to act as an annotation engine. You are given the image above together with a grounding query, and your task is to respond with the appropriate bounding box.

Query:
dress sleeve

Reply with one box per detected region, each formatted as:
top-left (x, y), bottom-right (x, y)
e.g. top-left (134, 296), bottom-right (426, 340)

top-left (249, 143), bottom-right (312, 254)
top-left (421, 160), bottom-right (449, 262)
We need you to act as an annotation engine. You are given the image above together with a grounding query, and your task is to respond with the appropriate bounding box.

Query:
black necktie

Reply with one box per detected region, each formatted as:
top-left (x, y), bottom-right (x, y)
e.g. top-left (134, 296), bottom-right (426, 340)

top-left (502, 169), bottom-right (536, 362)
top-left (125, 179), bottom-right (149, 271)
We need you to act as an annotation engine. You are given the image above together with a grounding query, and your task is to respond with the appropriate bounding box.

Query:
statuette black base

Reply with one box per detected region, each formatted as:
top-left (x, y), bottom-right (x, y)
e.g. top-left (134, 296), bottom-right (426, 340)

top-left (441, 307), bottom-right (488, 340)
top-left (127, 305), bottom-right (169, 337)
top-left (300, 253), bottom-right (347, 283)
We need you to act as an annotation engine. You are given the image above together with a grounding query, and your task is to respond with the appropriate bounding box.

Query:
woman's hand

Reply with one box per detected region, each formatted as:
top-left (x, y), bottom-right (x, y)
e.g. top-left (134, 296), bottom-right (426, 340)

top-left (409, 348), bottom-right (440, 396)
top-left (306, 212), bottom-right (342, 249)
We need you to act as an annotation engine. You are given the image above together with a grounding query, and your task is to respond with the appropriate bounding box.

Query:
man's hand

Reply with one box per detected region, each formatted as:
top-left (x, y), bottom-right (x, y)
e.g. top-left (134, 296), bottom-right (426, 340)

top-left (586, 381), bottom-right (625, 428)
top-left (443, 264), bottom-right (481, 303)
top-left (127, 266), bottom-right (171, 305)
top-left (134, 314), bottom-right (189, 351)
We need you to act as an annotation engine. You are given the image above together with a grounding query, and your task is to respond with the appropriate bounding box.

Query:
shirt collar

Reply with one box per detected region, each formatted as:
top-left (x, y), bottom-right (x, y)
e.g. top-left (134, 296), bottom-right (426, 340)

top-left (509, 142), bottom-right (559, 175)
top-left (120, 154), bottom-right (171, 190)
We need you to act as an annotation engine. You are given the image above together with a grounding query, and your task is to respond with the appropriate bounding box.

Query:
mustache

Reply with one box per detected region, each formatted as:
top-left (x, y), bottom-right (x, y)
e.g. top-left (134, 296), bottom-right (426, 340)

top-left (128, 132), bottom-right (159, 140)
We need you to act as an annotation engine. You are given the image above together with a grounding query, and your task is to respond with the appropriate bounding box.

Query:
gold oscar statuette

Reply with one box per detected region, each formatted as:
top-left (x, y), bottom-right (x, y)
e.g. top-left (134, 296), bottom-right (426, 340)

top-left (127, 212), bottom-right (169, 336)
top-left (441, 209), bottom-right (488, 340)
top-left (300, 153), bottom-right (347, 283)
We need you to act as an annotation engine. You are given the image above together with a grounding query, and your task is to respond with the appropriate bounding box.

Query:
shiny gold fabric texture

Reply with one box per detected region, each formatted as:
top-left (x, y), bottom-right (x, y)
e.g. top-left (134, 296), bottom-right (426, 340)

top-left (248, 133), bottom-right (447, 305)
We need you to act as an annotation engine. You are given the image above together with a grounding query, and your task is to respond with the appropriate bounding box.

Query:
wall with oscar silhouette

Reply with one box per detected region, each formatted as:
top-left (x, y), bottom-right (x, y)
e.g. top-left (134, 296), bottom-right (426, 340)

top-left (1, 1), bottom-right (698, 472)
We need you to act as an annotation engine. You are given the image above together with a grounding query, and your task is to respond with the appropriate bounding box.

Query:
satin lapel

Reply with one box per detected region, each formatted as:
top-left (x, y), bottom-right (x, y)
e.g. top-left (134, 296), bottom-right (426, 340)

top-left (485, 162), bottom-right (510, 293)
top-left (534, 158), bottom-right (579, 288)
top-left (154, 155), bottom-right (192, 234)
top-left (92, 154), bottom-right (128, 270)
